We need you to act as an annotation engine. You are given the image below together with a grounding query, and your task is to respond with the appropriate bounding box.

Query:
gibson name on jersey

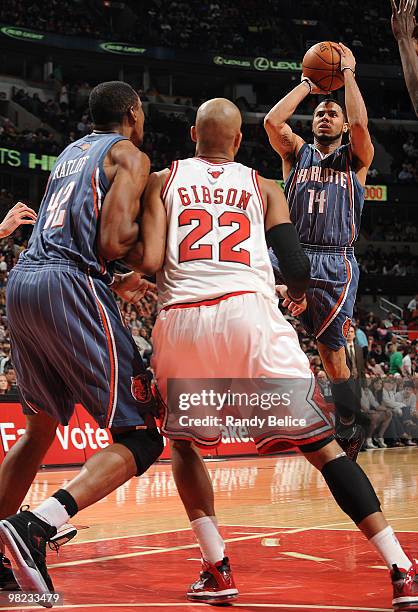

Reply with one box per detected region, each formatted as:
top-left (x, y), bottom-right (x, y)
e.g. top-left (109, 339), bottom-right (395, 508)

top-left (176, 184), bottom-right (253, 210)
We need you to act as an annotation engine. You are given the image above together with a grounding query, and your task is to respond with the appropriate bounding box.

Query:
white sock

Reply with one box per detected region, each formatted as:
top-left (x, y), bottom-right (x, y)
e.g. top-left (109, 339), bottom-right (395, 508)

top-left (33, 497), bottom-right (70, 530)
top-left (191, 516), bottom-right (225, 564)
top-left (370, 526), bottom-right (412, 571)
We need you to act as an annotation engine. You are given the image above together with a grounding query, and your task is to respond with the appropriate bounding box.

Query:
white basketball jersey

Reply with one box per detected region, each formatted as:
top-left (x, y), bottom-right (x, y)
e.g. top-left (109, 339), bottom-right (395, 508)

top-left (157, 157), bottom-right (276, 309)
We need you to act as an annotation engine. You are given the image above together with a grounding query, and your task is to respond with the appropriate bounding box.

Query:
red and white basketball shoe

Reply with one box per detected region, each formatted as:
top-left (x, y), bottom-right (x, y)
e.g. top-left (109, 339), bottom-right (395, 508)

top-left (187, 557), bottom-right (238, 604)
top-left (392, 558), bottom-right (418, 610)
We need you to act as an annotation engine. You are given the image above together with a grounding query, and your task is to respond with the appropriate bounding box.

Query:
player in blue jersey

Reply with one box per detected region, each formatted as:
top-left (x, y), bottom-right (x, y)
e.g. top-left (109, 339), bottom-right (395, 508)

top-left (0, 203), bottom-right (83, 588)
top-left (0, 81), bottom-right (164, 598)
top-left (264, 44), bottom-right (374, 461)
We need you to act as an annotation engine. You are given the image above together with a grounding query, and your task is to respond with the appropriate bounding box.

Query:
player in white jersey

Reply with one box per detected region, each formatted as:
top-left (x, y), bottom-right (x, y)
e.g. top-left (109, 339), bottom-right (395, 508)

top-left (139, 99), bottom-right (418, 609)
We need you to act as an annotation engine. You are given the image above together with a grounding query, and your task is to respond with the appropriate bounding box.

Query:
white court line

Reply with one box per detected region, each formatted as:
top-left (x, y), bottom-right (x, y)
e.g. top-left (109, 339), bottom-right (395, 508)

top-left (262, 518), bottom-right (418, 535)
top-left (0, 603), bottom-right (393, 611)
top-left (282, 552), bottom-right (331, 562)
top-left (130, 546), bottom-right (165, 550)
top-left (59, 521), bottom-right (418, 556)
top-left (49, 530), bottom-right (285, 568)
top-left (233, 531), bottom-right (268, 535)
top-left (66, 526), bottom-right (192, 546)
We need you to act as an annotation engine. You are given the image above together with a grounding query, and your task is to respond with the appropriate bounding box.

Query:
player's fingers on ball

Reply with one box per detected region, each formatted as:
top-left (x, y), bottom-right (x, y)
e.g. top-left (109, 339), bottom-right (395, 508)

top-left (20, 211), bottom-right (37, 220)
top-left (20, 205), bottom-right (37, 215)
top-left (19, 215), bottom-right (37, 224)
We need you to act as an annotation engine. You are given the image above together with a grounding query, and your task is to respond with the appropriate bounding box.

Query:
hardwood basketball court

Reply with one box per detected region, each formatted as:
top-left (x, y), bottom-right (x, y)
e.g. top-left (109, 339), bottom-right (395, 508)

top-left (0, 447), bottom-right (417, 611)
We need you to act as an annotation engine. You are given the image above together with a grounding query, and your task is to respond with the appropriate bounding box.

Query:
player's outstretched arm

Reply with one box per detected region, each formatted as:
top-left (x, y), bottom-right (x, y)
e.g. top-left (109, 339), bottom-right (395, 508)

top-left (261, 177), bottom-right (310, 308)
top-left (263, 83), bottom-right (308, 178)
top-left (130, 170), bottom-right (168, 275)
top-left (391, 0), bottom-right (418, 116)
top-left (338, 43), bottom-right (374, 182)
top-left (98, 140), bottom-right (150, 262)
top-left (0, 202), bottom-right (37, 238)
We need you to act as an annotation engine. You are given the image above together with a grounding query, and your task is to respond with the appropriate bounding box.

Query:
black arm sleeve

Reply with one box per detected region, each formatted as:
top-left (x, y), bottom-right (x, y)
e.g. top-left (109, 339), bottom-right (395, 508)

top-left (266, 223), bottom-right (310, 301)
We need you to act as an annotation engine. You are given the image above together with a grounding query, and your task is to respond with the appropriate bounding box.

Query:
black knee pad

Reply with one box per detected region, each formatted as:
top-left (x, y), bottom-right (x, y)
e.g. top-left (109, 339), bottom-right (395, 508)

top-left (331, 378), bottom-right (360, 420)
top-left (321, 456), bottom-right (381, 524)
top-left (112, 428), bottom-right (164, 476)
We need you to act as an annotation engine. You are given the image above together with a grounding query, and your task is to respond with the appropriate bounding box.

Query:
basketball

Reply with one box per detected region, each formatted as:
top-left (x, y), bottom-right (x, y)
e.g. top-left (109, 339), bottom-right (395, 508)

top-left (302, 41), bottom-right (344, 92)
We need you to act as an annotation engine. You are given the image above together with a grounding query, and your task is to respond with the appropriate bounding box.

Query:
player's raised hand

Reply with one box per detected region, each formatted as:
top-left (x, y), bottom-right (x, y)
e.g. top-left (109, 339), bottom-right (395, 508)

top-left (112, 272), bottom-right (157, 308)
top-left (276, 284), bottom-right (307, 316)
top-left (391, 0), bottom-right (417, 40)
top-left (337, 43), bottom-right (356, 73)
top-left (301, 75), bottom-right (330, 95)
top-left (0, 201), bottom-right (37, 238)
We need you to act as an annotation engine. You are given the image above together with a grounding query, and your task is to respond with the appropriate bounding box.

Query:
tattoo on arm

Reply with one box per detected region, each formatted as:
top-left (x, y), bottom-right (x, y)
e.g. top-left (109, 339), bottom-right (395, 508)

top-left (281, 134), bottom-right (294, 148)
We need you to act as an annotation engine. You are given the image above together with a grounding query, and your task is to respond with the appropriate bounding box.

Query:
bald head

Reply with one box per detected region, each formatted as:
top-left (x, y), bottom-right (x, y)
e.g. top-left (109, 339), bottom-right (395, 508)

top-left (192, 98), bottom-right (242, 158)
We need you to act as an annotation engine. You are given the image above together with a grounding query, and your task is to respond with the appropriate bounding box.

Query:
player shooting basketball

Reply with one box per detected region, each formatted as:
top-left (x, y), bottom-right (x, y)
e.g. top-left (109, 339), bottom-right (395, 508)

top-left (391, 0), bottom-right (418, 116)
top-left (264, 43), bottom-right (374, 462)
top-left (138, 98), bottom-right (417, 611)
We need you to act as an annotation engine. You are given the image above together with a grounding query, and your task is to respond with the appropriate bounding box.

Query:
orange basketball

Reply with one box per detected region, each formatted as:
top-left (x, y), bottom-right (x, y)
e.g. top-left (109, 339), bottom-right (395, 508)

top-left (302, 41), bottom-right (344, 92)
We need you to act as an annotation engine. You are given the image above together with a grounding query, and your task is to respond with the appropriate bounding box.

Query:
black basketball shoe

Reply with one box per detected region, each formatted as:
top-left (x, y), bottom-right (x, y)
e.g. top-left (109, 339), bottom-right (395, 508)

top-left (0, 554), bottom-right (19, 591)
top-left (0, 520), bottom-right (77, 592)
top-left (0, 511), bottom-right (57, 605)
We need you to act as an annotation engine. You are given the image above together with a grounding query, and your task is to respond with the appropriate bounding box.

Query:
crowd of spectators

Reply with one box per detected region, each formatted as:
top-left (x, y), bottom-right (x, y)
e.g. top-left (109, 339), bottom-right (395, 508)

top-left (0, 0), bottom-right (400, 64)
top-left (294, 309), bottom-right (418, 448)
top-left (5, 83), bottom-right (417, 183)
top-left (0, 1), bottom-right (103, 39)
top-left (0, 116), bottom-right (61, 156)
top-left (398, 134), bottom-right (418, 183)
top-left (357, 245), bottom-right (418, 277)
top-left (362, 221), bottom-right (418, 243)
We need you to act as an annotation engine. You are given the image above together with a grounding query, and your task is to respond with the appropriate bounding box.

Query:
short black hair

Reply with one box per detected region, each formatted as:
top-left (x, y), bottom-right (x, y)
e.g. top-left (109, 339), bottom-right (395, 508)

top-left (314, 98), bottom-right (347, 121)
top-left (89, 81), bottom-right (139, 126)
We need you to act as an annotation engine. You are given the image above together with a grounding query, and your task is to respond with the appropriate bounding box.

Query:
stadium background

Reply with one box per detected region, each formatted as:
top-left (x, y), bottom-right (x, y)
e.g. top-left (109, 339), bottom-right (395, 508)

top-left (0, 0), bottom-right (416, 463)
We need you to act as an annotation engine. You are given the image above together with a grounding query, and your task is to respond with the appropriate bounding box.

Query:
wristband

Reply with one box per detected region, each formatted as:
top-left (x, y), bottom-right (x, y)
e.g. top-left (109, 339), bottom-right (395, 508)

top-left (341, 67), bottom-right (355, 76)
top-left (109, 273), bottom-right (122, 288)
top-left (301, 78), bottom-right (312, 93)
top-left (287, 291), bottom-right (306, 304)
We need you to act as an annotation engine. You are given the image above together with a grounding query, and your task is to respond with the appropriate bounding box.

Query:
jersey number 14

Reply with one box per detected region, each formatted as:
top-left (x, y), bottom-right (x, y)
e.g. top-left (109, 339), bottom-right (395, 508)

top-left (307, 189), bottom-right (326, 213)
